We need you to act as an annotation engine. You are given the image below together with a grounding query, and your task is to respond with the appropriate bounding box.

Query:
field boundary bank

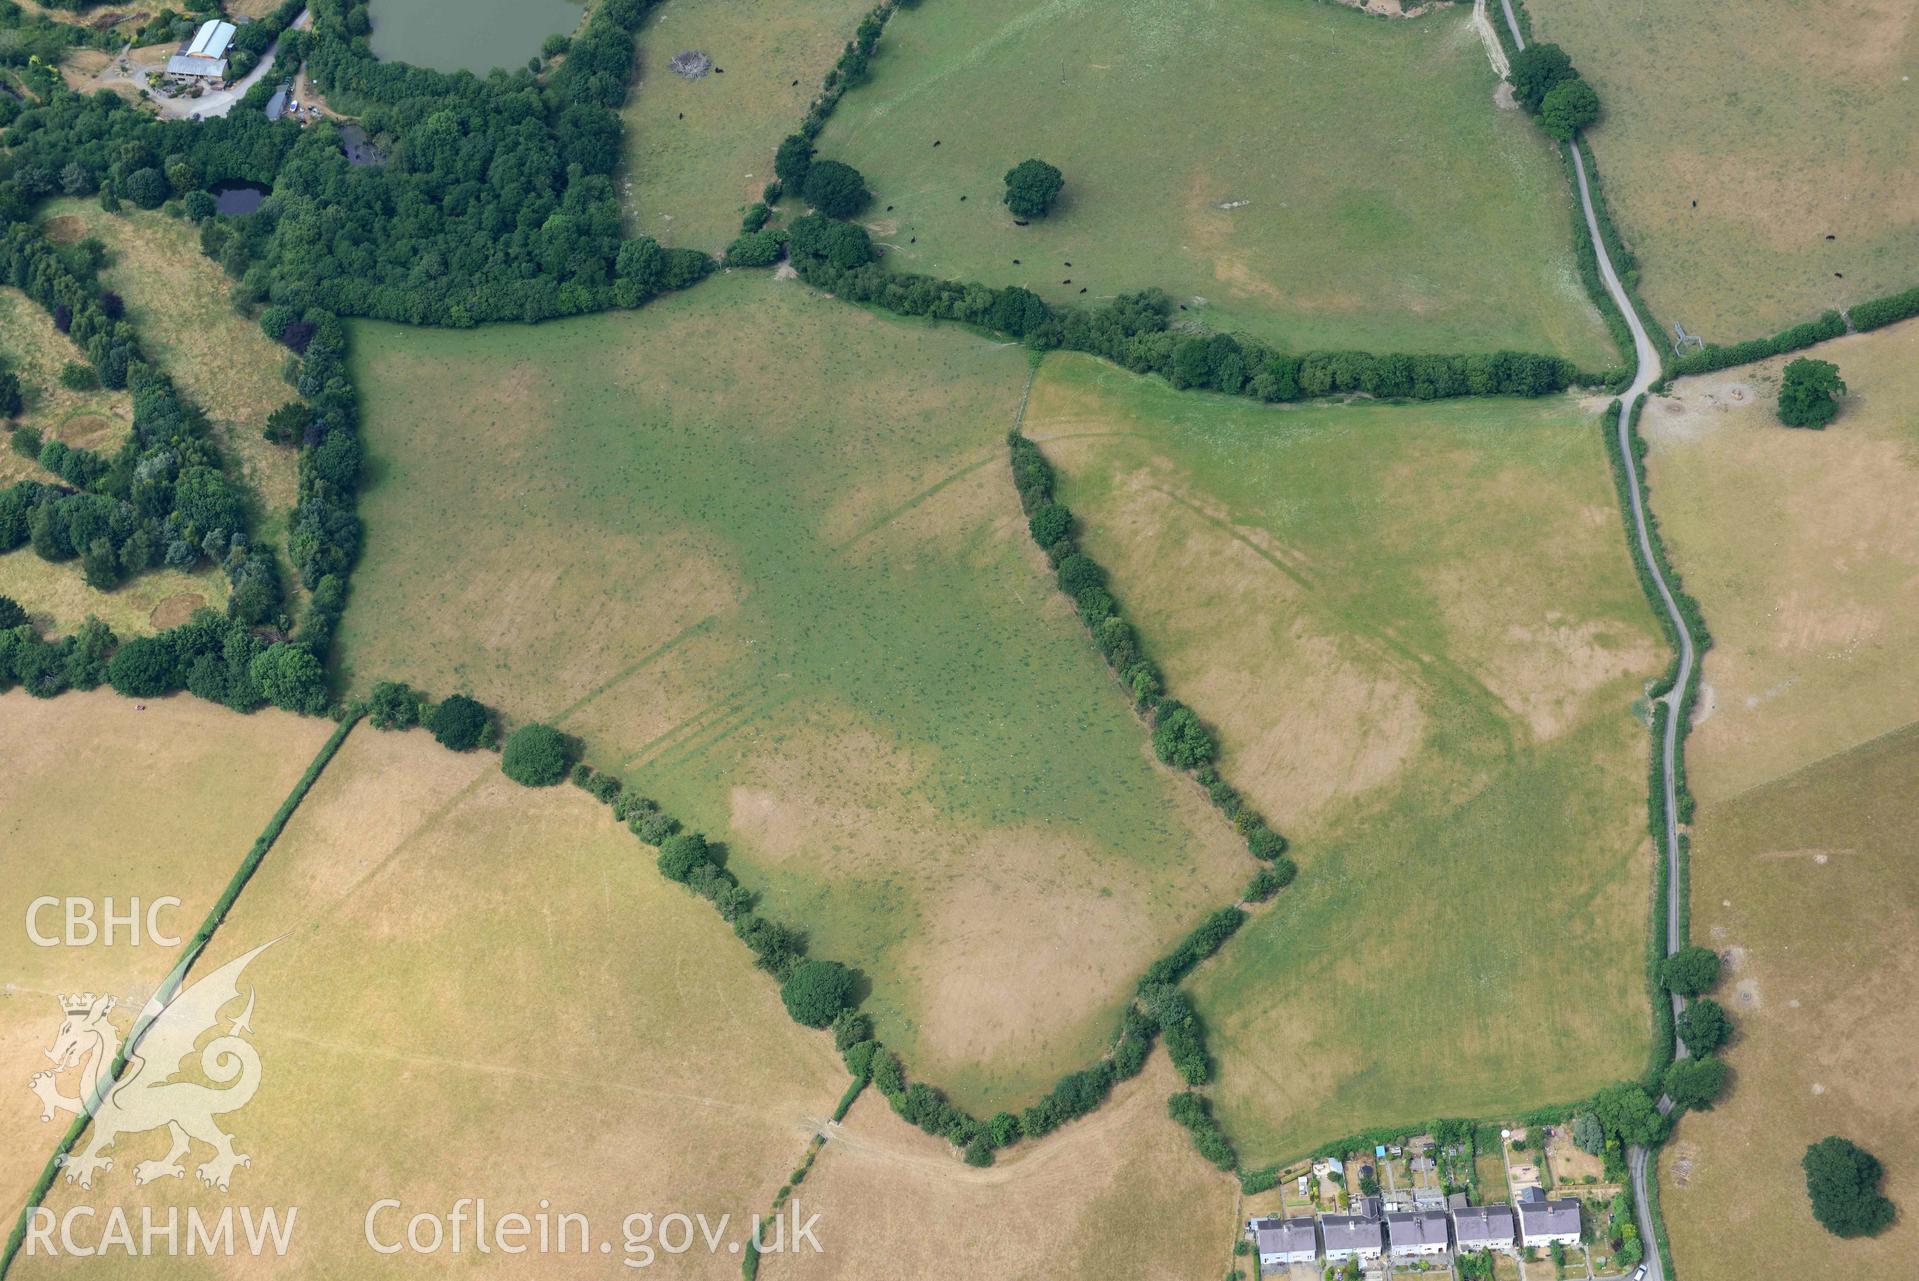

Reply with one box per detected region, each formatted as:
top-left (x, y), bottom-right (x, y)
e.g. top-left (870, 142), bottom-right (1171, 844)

top-left (0, 709), bottom-right (363, 1281)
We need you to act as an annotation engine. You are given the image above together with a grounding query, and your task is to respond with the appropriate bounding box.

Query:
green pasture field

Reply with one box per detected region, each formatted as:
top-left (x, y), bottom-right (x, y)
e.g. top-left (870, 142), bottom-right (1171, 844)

top-left (621, 0), bottom-right (874, 252)
top-left (19, 725), bottom-right (847, 1280)
top-left (337, 273), bottom-right (1248, 1112)
top-left (1029, 354), bottom-right (1662, 1163)
top-left (0, 692), bottom-right (332, 1232)
top-left (811, 0), bottom-right (1615, 365)
top-left (1530, 0), bottom-right (1919, 342)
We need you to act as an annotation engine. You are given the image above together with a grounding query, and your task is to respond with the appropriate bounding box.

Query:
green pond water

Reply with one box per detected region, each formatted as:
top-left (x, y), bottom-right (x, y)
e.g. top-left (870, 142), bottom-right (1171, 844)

top-left (368, 0), bottom-right (586, 75)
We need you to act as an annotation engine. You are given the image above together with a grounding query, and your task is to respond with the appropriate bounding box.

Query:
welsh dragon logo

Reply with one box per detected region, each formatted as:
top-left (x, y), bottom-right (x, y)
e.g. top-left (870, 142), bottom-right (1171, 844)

top-left (29, 941), bottom-right (275, 1192)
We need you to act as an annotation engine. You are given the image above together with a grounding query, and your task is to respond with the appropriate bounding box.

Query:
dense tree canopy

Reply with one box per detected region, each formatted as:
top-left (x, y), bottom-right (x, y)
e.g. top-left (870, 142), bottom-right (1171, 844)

top-left (249, 644), bottom-right (329, 715)
top-left (1662, 1055), bottom-right (1729, 1110)
top-left (501, 723), bottom-right (569, 786)
top-left (1152, 702), bottom-right (1217, 769)
top-left (1777, 357), bottom-right (1845, 428)
top-left (780, 959), bottom-right (857, 1028)
top-left (366, 680), bottom-right (423, 730)
top-left (1803, 1137), bottom-right (1896, 1238)
top-left (1675, 997), bottom-right (1731, 1054)
top-left (428, 694), bottom-right (493, 750)
top-left (1539, 78), bottom-right (1601, 140)
top-left (1510, 43), bottom-right (1578, 113)
top-left (1002, 159), bottom-right (1064, 219)
top-left (1661, 945), bottom-right (1722, 997)
top-left (801, 159), bottom-right (869, 218)
top-left (774, 133), bottom-right (814, 191)
top-left (656, 832), bottom-right (713, 884)
top-left (1590, 1081), bottom-right (1666, 1148)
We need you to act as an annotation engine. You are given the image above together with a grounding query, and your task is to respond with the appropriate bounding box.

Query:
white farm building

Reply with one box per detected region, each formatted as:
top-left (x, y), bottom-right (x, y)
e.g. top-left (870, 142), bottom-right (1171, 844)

top-left (167, 19), bottom-right (236, 81)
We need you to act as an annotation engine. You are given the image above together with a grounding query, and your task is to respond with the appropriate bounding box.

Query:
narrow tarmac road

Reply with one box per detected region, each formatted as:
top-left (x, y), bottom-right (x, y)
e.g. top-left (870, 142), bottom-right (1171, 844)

top-left (1496, 4), bottom-right (1694, 1279)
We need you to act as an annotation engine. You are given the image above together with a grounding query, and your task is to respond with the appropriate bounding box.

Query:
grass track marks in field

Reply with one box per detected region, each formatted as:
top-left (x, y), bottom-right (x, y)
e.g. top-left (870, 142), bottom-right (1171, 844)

top-left (17, 725), bottom-right (848, 1280)
top-left (1029, 354), bottom-right (1666, 1164)
top-left (339, 274), bottom-right (1249, 1112)
top-left (0, 698), bottom-right (347, 1281)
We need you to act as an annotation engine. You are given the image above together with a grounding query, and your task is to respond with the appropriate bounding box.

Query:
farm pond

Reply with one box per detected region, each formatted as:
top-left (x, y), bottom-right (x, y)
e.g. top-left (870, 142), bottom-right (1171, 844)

top-left (368, 0), bottom-right (586, 74)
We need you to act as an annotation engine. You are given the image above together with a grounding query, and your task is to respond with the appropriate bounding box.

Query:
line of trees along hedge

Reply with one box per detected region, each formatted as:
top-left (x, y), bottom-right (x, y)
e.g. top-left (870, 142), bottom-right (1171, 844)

top-left (1602, 397), bottom-right (1711, 1079)
top-left (1657, 280), bottom-right (1919, 380)
top-left (790, 1), bottom-right (897, 143)
top-left (1009, 429), bottom-right (1295, 875)
top-left (1668, 309), bottom-right (1847, 377)
top-left (783, 213), bottom-right (1589, 402)
top-left (533, 679), bottom-right (1271, 1171)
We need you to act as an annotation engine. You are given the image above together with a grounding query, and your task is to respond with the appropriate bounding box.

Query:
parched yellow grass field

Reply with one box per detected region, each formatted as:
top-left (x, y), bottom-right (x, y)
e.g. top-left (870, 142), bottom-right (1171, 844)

top-left (1530, 0), bottom-right (1919, 342)
top-left (1659, 726), bottom-right (1919, 1281)
top-left (1640, 320), bottom-right (1919, 799)
top-left (339, 274), bottom-right (1248, 1113)
top-left (39, 199), bottom-right (300, 519)
top-left (1031, 354), bottom-right (1663, 1162)
top-left (0, 551), bottom-right (225, 640)
top-left (19, 725), bottom-right (849, 1280)
top-left (1642, 318), bottom-right (1919, 1279)
top-left (0, 286), bottom-right (132, 488)
top-left (620, 0), bottom-right (873, 251)
top-left (0, 692), bottom-right (332, 1229)
top-left (763, 1054), bottom-right (1234, 1281)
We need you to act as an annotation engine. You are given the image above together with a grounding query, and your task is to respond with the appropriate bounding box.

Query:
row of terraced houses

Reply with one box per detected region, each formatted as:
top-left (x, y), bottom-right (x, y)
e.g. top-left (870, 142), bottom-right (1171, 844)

top-left (1248, 1188), bottom-right (1581, 1269)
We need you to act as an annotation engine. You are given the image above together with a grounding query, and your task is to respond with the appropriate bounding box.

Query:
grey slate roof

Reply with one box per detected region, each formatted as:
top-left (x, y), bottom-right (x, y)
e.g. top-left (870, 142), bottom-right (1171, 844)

top-left (1320, 1215), bottom-right (1384, 1252)
top-left (1518, 1196), bottom-right (1582, 1238)
top-left (1386, 1210), bottom-right (1450, 1249)
top-left (1251, 1216), bottom-right (1318, 1257)
top-left (1452, 1203), bottom-right (1518, 1246)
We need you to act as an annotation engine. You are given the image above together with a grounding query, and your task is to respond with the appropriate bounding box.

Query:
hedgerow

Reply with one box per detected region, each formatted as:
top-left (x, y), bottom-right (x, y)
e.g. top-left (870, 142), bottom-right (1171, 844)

top-left (1849, 284), bottom-right (1919, 331)
top-left (1168, 1091), bottom-right (1236, 1171)
top-left (1009, 431), bottom-right (1290, 868)
top-left (790, 221), bottom-right (1596, 401)
top-left (1668, 309), bottom-right (1848, 377)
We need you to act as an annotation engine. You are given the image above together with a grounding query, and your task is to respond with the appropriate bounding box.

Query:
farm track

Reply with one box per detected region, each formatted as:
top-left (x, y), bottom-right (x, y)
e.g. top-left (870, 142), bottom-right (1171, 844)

top-left (1496, 3), bottom-right (1693, 1278)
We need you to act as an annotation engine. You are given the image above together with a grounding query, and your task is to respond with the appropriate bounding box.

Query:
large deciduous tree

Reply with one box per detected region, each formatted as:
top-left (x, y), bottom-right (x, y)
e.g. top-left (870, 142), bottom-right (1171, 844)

top-left (780, 959), bottom-right (857, 1028)
top-left (1777, 357), bottom-right (1845, 428)
top-left (1660, 945), bottom-right (1722, 996)
top-left (1510, 42), bottom-right (1578, 113)
top-left (801, 159), bottom-right (869, 219)
top-left (1803, 1137), bottom-right (1895, 1237)
top-left (1002, 159), bottom-right (1064, 219)
top-left (1538, 78), bottom-right (1601, 140)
